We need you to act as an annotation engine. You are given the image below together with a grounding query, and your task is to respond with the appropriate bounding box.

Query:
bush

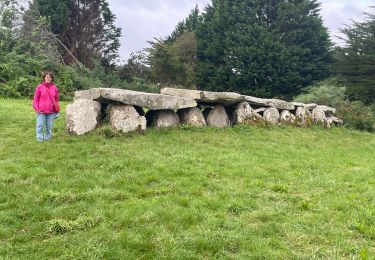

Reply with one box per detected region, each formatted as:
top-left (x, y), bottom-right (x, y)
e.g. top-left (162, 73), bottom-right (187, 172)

top-left (294, 78), bottom-right (375, 132)
top-left (294, 78), bottom-right (347, 108)
top-left (338, 101), bottom-right (375, 132)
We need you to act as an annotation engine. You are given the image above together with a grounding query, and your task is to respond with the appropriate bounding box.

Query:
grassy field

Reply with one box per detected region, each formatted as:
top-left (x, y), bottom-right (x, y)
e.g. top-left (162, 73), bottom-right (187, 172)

top-left (0, 98), bottom-right (374, 259)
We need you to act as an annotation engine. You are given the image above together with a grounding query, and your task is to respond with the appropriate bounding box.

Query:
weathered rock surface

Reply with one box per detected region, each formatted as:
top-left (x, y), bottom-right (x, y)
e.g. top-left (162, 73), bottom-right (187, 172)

top-left (326, 116), bottom-right (343, 125)
top-left (203, 105), bottom-right (230, 128)
top-left (66, 99), bottom-right (101, 135)
top-left (160, 88), bottom-right (203, 100)
top-left (263, 107), bottom-right (280, 125)
top-left (232, 102), bottom-right (252, 124)
top-left (280, 110), bottom-right (296, 124)
top-left (109, 105), bottom-right (146, 133)
top-left (292, 102), bottom-right (318, 110)
top-left (68, 87), bottom-right (341, 134)
top-left (161, 87), bottom-right (245, 105)
top-left (254, 107), bottom-right (267, 114)
top-left (316, 105), bottom-right (336, 115)
top-left (74, 88), bottom-right (197, 110)
top-left (146, 110), bottom-right (180, 129)
top-left (245, 96), bottom-right (295, 110)
top-left (295, 107), bottom-right (312, 127)
top-left (178, 107), bottom-right (206, 127)
top-left (312, 108), bottom-right (326, 124)
top-left (232, 101), bottom-right (265, 126)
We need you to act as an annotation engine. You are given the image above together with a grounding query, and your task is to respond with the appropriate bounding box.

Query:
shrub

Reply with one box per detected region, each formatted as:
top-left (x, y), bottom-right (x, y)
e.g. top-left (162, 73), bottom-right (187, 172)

top-left (294, 78), bottom-right (347, 108)
top-left (294, 78), bottom-right (375, 132)
top-left (338, 101), bottom-right (375, 132)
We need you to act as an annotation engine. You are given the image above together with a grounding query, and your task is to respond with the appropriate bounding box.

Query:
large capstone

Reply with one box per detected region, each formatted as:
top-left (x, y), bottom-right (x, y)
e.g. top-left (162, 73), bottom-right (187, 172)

top-left (178, 107), bottom-right (207, 127)
top-left (263, 107), bottom-right (280, 125)
top-left (146, 110), bottom-right (180, 129)
top-left (66, 99), bottom-right (101, 135)
top-left (295, 107), bottom-right (312, 127)
top-left (74, 88), bottom-right (197, 110)
top-left (108, 105), bottom-right (146, 133)
top-left (280, 110), bottom-right (296, 124)
top-left (292, 102), bottom-right (318, 111)
top-left (312, 108), bottom-right (326, 125)
top-left (203, 105), bottom-right (230, 128)
top-left (245, 96), bottom-right (295, 110)
top-left (161, 87), bottom-right (245, 105)
top-left (316, 105), bottom-right (336, 115)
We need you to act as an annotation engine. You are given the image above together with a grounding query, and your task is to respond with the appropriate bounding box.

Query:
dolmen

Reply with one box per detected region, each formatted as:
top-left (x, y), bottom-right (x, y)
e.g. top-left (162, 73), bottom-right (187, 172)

top-left (66, 87), bottom-right (343, 135)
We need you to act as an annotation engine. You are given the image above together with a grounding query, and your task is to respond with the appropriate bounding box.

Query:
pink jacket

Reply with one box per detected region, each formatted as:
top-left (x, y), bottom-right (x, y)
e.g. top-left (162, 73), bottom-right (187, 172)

top-left (33, 82), bottom-right (59, 114)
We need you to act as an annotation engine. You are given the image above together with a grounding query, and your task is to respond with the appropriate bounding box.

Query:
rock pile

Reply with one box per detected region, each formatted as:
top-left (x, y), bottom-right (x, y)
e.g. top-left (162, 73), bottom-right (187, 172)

top-left (66, 87), bottom-right (343, 135)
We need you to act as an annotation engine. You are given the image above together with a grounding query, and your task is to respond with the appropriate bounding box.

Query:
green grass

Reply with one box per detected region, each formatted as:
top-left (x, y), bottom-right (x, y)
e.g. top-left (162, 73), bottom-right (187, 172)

top-left (0, 98), bottom-right (374, 259)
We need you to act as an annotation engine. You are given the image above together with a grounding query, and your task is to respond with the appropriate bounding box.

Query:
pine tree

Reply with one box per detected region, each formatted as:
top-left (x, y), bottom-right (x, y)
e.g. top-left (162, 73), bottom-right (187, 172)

top-left (334, 8), bottom-right (375, 104)
top-left (196, 0), bottom-right (332, 99)
top-left (166, 5), bottom-right (200, 43)
top-left (147, 6), bottom-right (201, 88)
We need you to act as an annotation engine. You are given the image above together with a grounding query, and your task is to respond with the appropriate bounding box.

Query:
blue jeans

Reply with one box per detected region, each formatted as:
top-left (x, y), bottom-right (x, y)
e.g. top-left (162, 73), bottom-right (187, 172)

top-left (36, 113), bottom-right (56, 141)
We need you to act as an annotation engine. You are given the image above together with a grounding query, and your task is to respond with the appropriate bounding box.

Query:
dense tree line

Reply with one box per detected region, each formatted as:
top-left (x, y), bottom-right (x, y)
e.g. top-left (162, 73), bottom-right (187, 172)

top-left (1, 0), bottom-right (374, 109)
top-left (146, 0), bottom-right (332, 99)
top-left (334, 8), bottom-right (375, 104)
top-left (146, 1), bottom-right (374, 105)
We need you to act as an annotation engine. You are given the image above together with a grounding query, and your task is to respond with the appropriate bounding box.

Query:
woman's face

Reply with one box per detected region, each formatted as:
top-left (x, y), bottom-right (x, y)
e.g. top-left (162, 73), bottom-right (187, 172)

top-left (44, 74), bottom-right (52, 83)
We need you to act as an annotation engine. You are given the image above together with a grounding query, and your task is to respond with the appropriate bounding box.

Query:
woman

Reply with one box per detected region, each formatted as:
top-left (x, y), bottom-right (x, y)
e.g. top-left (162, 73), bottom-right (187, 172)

top-left (33, 71), bottom-right (60, 141)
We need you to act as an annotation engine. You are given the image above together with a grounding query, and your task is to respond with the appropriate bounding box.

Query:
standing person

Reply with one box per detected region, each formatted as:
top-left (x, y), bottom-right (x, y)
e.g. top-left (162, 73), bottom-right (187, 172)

top-left (33, 71), bottom-right (60, 141)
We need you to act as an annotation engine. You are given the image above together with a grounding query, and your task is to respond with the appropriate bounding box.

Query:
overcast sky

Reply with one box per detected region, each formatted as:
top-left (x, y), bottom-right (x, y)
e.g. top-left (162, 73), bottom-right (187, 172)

top-left (107, 0), bottom-right (374, 63)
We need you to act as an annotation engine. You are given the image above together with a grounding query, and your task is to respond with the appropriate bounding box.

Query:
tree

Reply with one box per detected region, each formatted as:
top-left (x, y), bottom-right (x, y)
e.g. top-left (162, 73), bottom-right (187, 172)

top-left (334, 7), bottom-right (375, 104)
top-left (0, 0), bottom-right (23, 48)
top-left (118, 51), bottom-right (151, 82)
top-left (147, 32), bottom-right (197, 88)
top-left (147, 6), bottom-right (201, 88)
top-left (147, 38), bottom-right (185, 86)
top-left (195, 0), bottom-right (332, 99)
top-left (35, 0), bottom-right (121, 68)
top-left (166, 5), bottom-right (201, 43)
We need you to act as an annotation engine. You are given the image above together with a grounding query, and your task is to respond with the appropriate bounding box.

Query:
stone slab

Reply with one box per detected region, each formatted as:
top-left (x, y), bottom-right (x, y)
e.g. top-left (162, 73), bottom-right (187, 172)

top-left (292, 102), bottom-right (318, 110)
top-left (74, 88), bottom-right (197, 110)
top-left (245, 96), bottom-right (295, 110)
top-left (161, 88), bottom-right (245, 105)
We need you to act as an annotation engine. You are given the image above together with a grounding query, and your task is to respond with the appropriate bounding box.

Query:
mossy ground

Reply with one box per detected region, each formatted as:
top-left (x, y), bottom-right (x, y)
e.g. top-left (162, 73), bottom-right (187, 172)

top-left (0, 98), bottom-right (374, 259)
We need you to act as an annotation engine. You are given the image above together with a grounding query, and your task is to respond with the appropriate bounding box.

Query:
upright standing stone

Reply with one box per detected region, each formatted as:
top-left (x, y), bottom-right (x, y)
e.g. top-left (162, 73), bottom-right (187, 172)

top-left (232, 101), bottom-right (265, 126)
top-left (66, 99), bottom-right (101, 135)
top-left (312, 108), bottom-right (326, 125)
top-left (280, 110), bottom-right (296, 124)
top-left (203, 105), bottom-right (230, 128)
top-left (109, 105), bottom-right (146, 133)
top-left (146, 110), bottom-right (180, 129)
top-left (295, 107), bottom-right (312, 127)
top-left (263, 107), bottom-right (280, 125)
top-left (232, 101), bottom-right (252, 124)
top-left (178, 107), bottom-right (207, 127)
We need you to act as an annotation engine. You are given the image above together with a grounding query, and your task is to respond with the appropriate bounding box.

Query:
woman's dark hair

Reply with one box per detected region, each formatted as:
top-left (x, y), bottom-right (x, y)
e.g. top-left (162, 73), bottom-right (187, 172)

top-left (42, 71), bottom-right (54, 82)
